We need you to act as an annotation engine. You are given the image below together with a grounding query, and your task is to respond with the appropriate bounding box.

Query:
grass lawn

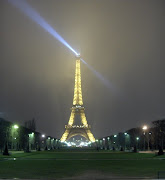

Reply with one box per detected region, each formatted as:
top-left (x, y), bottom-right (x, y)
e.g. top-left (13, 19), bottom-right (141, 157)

top-left (0, 150), bottom-right (165, 179)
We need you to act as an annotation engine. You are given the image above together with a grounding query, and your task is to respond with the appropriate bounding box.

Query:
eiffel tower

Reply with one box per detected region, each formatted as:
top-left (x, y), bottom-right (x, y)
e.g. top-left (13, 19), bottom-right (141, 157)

top-left (60, 55), bottom-right (95, 142)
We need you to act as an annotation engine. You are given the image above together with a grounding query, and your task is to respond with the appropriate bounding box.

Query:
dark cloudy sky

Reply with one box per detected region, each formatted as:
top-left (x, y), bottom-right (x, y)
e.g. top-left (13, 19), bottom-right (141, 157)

top-left (1, 0), bottom-right (165, 138)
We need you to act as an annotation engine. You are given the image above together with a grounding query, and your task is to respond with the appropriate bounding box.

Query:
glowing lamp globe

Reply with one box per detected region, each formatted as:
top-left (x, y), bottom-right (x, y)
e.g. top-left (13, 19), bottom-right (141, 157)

top-left (13, 125), bottom-right (19, 129)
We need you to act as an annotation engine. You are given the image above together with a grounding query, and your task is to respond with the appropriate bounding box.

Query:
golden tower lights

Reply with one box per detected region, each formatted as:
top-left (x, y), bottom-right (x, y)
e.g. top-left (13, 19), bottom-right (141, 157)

top-left (60, 55), bottom-right (95, 142)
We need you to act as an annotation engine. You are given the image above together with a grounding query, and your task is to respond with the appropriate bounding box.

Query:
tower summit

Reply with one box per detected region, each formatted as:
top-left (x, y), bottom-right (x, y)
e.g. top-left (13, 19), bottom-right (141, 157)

top-left (60, 56), bottom-right (95, 142)
top-left (73, 55), bottom-right (83, 106)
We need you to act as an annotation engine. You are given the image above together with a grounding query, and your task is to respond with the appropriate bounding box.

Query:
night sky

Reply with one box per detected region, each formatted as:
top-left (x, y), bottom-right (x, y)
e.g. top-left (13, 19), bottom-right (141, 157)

top-left (1, 0), bottom-right (165, 139)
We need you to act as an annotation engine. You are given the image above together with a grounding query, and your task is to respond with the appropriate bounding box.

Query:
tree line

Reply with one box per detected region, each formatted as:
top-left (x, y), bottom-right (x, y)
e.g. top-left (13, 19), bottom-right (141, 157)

top-left (0, 118), bottom-right (59, 153)
top-left (98, 119), bottom-right (165, 152)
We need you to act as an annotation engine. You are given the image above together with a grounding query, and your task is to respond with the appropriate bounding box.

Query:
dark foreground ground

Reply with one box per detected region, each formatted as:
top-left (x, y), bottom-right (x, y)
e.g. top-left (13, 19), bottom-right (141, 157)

top-left (0, 149), bottom-right (165, 179)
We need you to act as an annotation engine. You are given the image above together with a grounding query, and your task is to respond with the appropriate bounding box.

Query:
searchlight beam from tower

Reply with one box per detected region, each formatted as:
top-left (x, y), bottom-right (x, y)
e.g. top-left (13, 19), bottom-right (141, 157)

top-left (8, 0), bottom-right (116, 91)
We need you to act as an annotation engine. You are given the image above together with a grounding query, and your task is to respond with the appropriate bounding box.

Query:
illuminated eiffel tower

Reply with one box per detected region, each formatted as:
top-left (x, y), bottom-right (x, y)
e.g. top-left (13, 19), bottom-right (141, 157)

top-left (60, 55), bottom-right (95, 142)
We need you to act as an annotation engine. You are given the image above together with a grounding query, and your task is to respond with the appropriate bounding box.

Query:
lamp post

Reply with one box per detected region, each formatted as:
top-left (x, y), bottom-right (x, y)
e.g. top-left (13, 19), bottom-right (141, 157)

top-left (114, 135), bottom-right (117, 149)
top-left (51, 138), bottom-right (55, 149)
top-left (142, 125), bottom-right (149, 150)
top-left (136, 137), bottom-right (139, 149)
top-left (148, 132), bottom-right (152, 150)
top-left (124, 133), bottom-right (128, 150)
top-left (99, 139), bottom-right (103, 149)
top-left (41, 134), bottom-right (45, 138)
top-left (56, 139), bottom-right (58, 149)
top-left (102, 138), bottom-right (105, 150)
top-left (47, 137), bottom-right (51, 150)
top-left (13, 125), bottom-right (19, 129)
top-left (12, 124), bottom-right (19, 150)
top-left (107, 137), bottom-right (110, 150)
top-left (29, 132), bottom-right (35, 151)
top-left (41, 134), bottom-right (46, 150)
top-left (96, 139), bottom-right (99, 151)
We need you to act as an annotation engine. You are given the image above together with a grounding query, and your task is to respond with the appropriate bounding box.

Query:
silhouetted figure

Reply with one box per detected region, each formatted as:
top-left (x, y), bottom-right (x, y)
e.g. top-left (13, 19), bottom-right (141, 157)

top-left (112, 146), bottom-right (115, 151)
top-left (25, 144), bottom-right (30, 153)
top-left (158, 146), bottom-right (164, 155)
top-left (120, 147), bottom-right (124, 151)
top-left (3, 143), bottom-right (9, 156)
top-left (133, 146), bottom-right (137, 153)
top-left (37, 146), bottom-right (41, 151)
top-left (45, 146), bottom-right (48, 151)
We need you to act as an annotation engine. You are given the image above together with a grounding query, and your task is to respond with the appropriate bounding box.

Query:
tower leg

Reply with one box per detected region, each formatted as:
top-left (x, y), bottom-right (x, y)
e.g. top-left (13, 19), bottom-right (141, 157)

top-left (68, 111), bottom-right (75, 126)
top-left (86, 129), bottom-right (95, 142)
top-left (60, 128), bottom-right (71, 142)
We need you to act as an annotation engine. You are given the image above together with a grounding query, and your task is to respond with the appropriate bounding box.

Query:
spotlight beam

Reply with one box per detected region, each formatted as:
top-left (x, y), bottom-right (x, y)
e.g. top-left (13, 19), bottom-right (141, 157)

top-left (8, 0), bottom-right (79, 56)
top-left (81, 58), bottom-right (116, 91)
top-left (8, 0), bottom-right (116, 92)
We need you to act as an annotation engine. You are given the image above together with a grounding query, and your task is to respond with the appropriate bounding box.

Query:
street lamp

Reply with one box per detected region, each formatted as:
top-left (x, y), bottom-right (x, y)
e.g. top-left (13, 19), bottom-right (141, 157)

top-left (41, 134), bottom-right (46, 149)
top-left (12, 124), bottom-right (19, 150)
top-left (102, 138), bottom-right (106, 149)
top-left (124, 133), bottom-right (130, 151)
top-left (41, 134), bottom-right (45, 138)
top-left (95, 139), bottom-right (99, 150)
top-left (13, 125), bottom-right (19, 129)
top-left (136, 137), bottom-right (139, 149)
top-left (29, 132), bottom-right (35, 151)
top-left (55, 139), bottom-right (59, 149)
top-left (142, 125), bottom-right (149, 150)
top-left (148, 132), bottom-right (152, 149)
top-left (124, 133), bottom-right (127, 150)
top-left (113, 135), bottom-right (117, 150)
top-left (142, 125), bottom-right (148, 132)
top-left (46, 137), bottom-right (51, 149)
top-left (107, 137), bottom-right (110, 150)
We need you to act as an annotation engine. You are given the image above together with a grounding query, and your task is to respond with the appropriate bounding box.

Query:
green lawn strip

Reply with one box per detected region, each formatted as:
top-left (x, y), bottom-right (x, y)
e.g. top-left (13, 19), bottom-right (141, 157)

top-left (154, 154), bottom-right (165, 159)
top-left (0, 151), bottom-right (156, 161)
top-left (0, 152), bottom-right (40, 159)
top-left (12, 151), bottom-right (154, 160)
top-left (98, 159), bottom-right (164, 178)
top-left (0, 159), bottom-right (164, 179)
top-left (0, 160), bottom-right (85, 179)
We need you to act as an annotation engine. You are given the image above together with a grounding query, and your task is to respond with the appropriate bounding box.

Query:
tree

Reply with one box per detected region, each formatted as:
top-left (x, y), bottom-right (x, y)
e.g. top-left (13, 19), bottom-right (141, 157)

top-left (0, 118), bottom-right (12, 152)
top-left (25, 118), bottom-right (36, 131)
top-left (152, 119), bottom-right (165, 149)
top-left (0, 118), bottom-right (7, 152)
top-left (127, 127), bottom-right (142, 150)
